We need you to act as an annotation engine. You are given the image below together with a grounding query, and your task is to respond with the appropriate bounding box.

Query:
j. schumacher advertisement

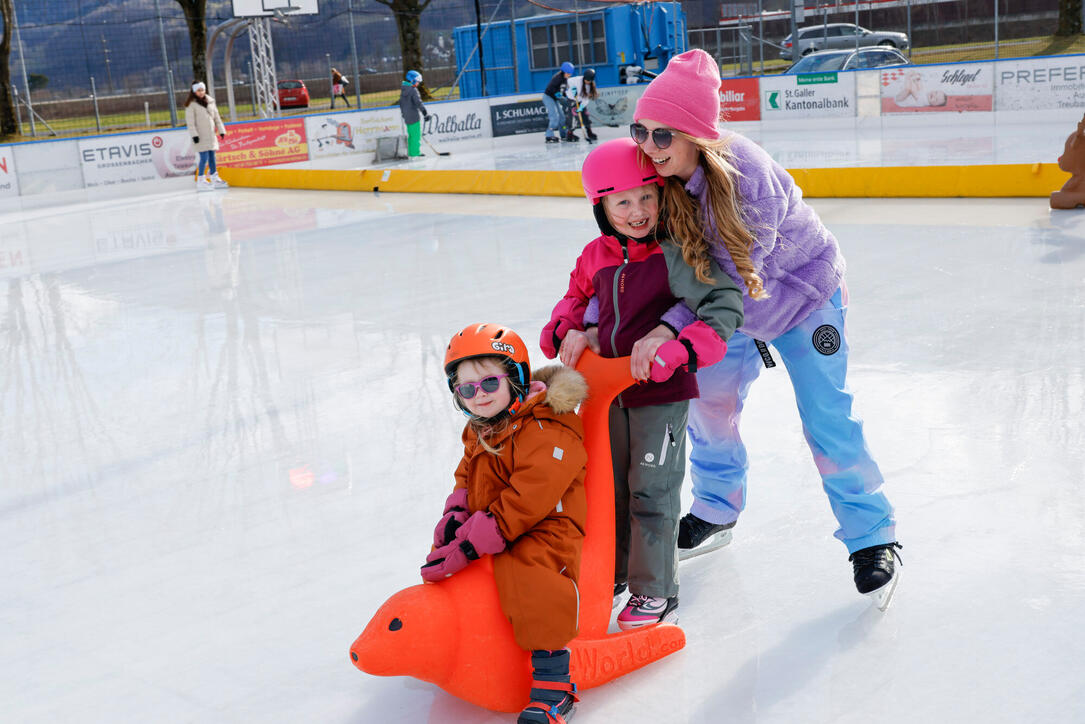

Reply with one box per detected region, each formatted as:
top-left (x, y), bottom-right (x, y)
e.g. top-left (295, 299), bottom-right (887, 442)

top-left (78, 130), bottom-right (195, 187)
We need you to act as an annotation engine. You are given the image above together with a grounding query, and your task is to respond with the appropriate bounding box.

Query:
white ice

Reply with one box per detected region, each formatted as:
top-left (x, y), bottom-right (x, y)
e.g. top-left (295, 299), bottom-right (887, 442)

top-left (2, 127), bottom-right (1084, 724)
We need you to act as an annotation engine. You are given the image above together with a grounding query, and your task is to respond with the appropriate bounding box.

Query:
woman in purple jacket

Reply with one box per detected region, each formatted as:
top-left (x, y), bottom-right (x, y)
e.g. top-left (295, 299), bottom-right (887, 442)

top-left (631, 50), bottom-right (901, 609)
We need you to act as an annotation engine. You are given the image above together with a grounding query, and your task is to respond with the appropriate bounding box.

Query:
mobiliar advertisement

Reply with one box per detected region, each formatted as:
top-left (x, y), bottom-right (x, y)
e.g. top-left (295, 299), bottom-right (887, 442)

top-left (719, 77), bottom-right (761, 122)
top-left (881, 64), bottom-right (993, 113)
top-left (0, 145), bottom-right (18, 198)
top-left (305, 109), bottom-right (400, 158)
top-left (995, 55), bottom-right (1085, 111)
top-left (759, 73), bottom-right (856, 119)
top-left (78, 130), bottom-right (195, 187)
top-left (218, 118), bottom-right (309, 168)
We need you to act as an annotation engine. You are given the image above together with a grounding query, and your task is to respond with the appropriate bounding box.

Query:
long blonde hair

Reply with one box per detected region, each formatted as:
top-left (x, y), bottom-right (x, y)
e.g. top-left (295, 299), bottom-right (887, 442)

top-left (657, 133), bottom-right (766, 300)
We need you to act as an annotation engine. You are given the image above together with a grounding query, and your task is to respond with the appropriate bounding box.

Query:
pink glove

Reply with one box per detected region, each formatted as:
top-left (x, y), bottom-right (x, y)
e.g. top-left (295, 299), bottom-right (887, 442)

top-left (433, 488), bottom-right (470, 548)
top-left (540, 318), bottom-right (575, 359)
top-left (421, 511), bottom-right (506, 582)
top-left (649, 340), bottom-right (690, 383)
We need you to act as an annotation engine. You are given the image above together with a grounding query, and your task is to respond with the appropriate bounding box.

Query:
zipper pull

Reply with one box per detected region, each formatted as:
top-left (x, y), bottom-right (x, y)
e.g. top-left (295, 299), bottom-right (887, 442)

top-left (666, 422), bottom-right (676, 447)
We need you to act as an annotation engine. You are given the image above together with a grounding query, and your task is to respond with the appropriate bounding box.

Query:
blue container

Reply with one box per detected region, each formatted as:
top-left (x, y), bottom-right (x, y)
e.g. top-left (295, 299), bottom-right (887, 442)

top-left (453, 3), bottom-right (687, 99)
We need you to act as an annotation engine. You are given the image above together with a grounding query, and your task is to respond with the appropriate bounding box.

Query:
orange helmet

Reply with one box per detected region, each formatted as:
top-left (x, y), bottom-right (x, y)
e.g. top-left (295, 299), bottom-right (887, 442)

top-left (444, 323), bottom-right (531, 418)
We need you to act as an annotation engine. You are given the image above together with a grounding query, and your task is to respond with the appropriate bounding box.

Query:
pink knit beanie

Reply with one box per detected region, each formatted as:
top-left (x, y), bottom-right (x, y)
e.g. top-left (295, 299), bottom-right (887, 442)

top-left (634, 49), bottom-right (721, 140)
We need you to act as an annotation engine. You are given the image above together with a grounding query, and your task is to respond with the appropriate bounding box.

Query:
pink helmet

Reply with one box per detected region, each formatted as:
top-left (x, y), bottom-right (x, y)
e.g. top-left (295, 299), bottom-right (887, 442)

top-left (580, 137), bottom-right (662, 204)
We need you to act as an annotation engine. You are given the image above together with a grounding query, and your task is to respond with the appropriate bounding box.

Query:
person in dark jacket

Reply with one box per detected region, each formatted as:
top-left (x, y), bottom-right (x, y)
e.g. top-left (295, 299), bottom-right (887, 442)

top-left (398, 70), bottom-right (429, 158)
top-left (541, 138), bottom-right (744, 630)
top-left (542, 61), bottom-right (574, 144)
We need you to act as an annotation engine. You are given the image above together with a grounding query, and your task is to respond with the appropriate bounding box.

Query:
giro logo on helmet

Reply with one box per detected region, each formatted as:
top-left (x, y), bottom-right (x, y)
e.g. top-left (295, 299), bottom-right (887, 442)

top-left (491, 341), bottom-right (515, 354)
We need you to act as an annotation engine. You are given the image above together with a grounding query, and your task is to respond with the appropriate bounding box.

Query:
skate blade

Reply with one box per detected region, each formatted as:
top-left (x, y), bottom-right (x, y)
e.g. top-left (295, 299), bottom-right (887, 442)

top-left (678, 529), bottom-right (733, 561)
top-left (867, 567), bottom-right (901, 611)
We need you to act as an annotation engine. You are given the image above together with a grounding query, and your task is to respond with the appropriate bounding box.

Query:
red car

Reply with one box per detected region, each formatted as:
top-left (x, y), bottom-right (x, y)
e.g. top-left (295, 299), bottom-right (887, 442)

top-left (277, 79), bottom-right (309, 109)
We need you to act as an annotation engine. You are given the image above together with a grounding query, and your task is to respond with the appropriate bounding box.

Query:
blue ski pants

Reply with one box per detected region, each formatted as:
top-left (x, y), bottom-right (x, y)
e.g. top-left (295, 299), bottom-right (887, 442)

top-left (687, 288), bottom-right (896, 553)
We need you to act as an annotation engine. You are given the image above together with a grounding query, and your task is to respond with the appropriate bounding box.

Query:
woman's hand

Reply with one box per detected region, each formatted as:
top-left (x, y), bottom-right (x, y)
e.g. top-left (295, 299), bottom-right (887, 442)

top-left (630, 325), bottom-right (677, 381)
top-left (559, 327), bottom-right (600, 368)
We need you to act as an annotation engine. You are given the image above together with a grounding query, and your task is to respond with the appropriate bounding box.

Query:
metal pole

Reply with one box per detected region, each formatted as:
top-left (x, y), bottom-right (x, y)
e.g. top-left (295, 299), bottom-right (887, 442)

top-left (348, 0), bottom-right (362, 107)
top-left (225, 24), bottom-right (248, 121)
top-left (474, 0), bottom-right (486, 96)
top-left (855, 1), bottom-right (860, 51)
top-left (994, 0), bottom-right (999, 60)
top-left (145, 101), bottom-right (151, 127)
top-left (154, 0), bottom-right (178, 126)
top-left (12, 85), bottom-right (23, 135)
top-left (758, 0), bottom-right (764, 74)
top-left (91, 76), bottom-right (101, 132)
top-left (574, 0), bottom-right (584, 69)
top-left (12, 0), bottom-right (35, 136)
top-left (906, 0), bottom-right (912, 59)
top-left (510, 0), bottom-right (518, 93)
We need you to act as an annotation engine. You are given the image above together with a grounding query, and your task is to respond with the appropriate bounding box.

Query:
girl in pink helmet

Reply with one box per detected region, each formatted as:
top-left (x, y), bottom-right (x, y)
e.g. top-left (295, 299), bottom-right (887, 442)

top-left (632, 49), bottom-right (901, 609)
top-left (540, 138), bottom-right (744, 629)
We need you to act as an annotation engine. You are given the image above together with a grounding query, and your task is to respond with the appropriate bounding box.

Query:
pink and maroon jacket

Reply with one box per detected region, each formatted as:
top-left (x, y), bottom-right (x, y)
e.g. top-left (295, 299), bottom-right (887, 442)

top-left (542, 232), bottom-right (744, 408)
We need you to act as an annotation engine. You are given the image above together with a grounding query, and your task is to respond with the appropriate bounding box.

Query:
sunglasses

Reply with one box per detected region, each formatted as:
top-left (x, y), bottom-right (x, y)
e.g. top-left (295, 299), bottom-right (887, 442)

top-left (454, 374), bottom-right (508, 399)
top-left (630, 123), bottom-right (675, 149)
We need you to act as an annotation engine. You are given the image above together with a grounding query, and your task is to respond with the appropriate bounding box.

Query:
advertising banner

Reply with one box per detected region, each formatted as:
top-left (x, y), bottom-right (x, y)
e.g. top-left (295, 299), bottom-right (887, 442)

top-left (422, 99), bottom-right (490, 143)
top-left (490, 98), bottom-right (549, 137)
top-left (0, 145), bottom-right (18, 198)
top-left (995, 56), bottom-right (1085, 111)
top-left (881, 64), bottom-right (993, 113)
top-left (759, 73), bottom-right (856, 119)
top-left (305, 109), bottom-right (400, 158)
top-left (719, 77), bottom-right (761, 122)
top-left (78, 130), bottom-right (196, 187)
top-left (587, 84), bottom-right (647, 128)
top-left (218, 118), bottom-right (309, 168)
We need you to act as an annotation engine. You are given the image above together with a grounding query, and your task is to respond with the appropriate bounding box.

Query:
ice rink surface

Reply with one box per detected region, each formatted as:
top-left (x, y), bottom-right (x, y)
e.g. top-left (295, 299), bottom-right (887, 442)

top-left (2, 125), bottom-right (1085, 723)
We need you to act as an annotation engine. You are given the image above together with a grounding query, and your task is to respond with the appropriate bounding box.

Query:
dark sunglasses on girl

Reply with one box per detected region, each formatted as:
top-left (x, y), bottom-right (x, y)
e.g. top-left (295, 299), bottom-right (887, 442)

top-left (455, 374), bottom-right (508, 399)
top-left (630, 123), bottom-right (674, 149)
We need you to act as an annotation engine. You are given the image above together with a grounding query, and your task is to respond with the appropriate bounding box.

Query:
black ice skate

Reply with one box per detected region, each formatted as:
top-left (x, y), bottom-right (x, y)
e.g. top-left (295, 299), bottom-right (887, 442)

top-left (545, 136), bottom-right (561, 145)
top-left (677, 513), bottom-right (735, 561)
top-left (849, 542), bottom-right (903, 611)
top-left (563, 133), bottom-right (580, 142)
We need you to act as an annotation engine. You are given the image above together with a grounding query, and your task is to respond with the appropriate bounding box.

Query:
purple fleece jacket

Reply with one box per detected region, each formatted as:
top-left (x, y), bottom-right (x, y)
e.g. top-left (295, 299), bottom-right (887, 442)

top-left (681, 131), bottom-right (845, 341)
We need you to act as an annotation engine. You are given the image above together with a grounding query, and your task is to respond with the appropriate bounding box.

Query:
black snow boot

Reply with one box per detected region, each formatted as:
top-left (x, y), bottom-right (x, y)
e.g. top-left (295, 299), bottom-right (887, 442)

top-left (849, 542), bottom-right (903, 593)
top-left (518, 649), bottom-right (579, 724)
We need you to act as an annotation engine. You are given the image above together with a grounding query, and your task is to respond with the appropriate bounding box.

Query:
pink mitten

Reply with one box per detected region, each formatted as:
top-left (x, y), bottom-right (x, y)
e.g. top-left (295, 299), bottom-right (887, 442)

top-left (421, 511), bottom-right (506, 582)
top-left (649, 340), bottom-right (690, 382)
top-left (433, 488), bottom-right (470, 548)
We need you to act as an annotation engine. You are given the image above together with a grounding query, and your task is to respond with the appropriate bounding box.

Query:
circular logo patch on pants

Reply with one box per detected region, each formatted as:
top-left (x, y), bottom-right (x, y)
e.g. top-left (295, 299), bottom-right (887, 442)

top-left (812, 324), bottom-right (841, 355)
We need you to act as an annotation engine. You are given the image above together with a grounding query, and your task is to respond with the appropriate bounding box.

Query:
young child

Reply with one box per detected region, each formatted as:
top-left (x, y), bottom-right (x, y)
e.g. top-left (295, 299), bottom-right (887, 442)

top-left (399, 70), bottom-right (429, 158)
top-left (184, 81), bottom-right (228, 191)
top-left (422, 323), bottom-right (588, 724)
top-left (330, 67), bottom-right (351, 108)
top-left (542, 61), bottom-right (575, 144)
top-left (564, 68), bottom-right (598, 142)
top-left (540, 138), bottom-right (744, 630)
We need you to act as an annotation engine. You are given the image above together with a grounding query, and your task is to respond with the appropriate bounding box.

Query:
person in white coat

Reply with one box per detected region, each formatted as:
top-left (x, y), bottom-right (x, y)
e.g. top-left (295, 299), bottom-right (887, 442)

top-left (185, 82), bottom-right (228, 191)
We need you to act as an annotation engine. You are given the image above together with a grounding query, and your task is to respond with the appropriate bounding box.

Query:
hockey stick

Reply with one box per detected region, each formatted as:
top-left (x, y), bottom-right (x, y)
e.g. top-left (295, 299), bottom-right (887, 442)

top-left (422, 135), bottom-right (450, 156)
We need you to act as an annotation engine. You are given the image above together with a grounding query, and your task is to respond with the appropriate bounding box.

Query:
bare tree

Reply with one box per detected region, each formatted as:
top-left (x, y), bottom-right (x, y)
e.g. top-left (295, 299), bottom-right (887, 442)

top-left (0, 0), bottom-right (17, 137)
top-left (374, 0), bottom-right (434, 100)
top-left (174, 0), bottom-right (209, 84)
top-left (1058, 0), bottom-right (1083, 36)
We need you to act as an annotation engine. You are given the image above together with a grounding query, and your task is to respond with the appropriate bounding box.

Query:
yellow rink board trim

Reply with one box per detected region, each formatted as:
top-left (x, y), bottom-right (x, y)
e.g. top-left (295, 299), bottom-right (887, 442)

top-left (218, 163), bottom-right (1068, 198)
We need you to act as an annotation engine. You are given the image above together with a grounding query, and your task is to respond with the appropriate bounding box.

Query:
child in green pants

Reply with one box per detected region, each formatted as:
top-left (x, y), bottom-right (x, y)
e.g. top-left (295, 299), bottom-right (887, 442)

top-left (398, 70), bottom-right (429, 158)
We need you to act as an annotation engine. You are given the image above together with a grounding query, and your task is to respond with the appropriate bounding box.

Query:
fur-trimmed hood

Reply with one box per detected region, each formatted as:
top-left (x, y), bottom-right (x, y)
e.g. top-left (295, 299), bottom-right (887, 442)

top-left (532, 364), bottom-right (588, 415)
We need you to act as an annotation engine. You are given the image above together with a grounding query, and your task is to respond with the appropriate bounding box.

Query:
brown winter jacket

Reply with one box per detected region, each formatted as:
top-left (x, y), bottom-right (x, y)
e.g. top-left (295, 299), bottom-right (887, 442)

top-left (451, 364), bottom-right (588, 651)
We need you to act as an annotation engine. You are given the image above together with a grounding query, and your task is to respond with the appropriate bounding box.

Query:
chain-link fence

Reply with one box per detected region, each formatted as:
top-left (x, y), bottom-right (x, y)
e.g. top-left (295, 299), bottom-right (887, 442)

top-left (3, 0), bottom-right (1081, 139)
top-left (703, 0), bottom-right (1072, 77)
